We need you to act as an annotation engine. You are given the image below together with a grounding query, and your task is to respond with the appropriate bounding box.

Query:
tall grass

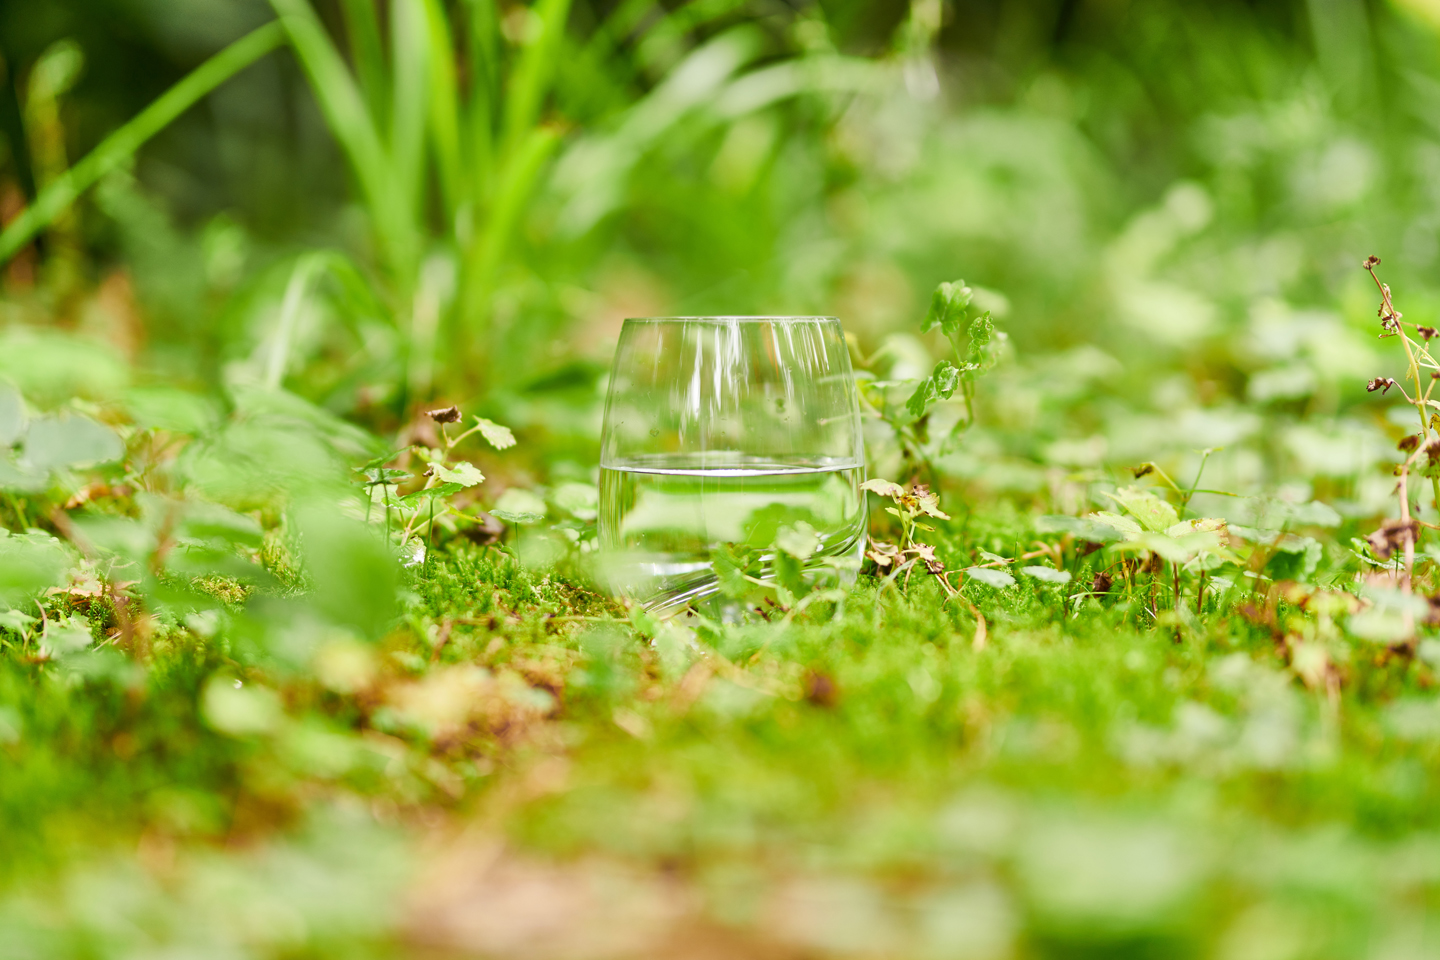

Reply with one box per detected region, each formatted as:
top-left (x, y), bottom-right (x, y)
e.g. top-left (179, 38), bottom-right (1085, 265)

top-left (267, 0), bottom-right (879, 403)
top-left (0, 24), bottom-right (286, 267)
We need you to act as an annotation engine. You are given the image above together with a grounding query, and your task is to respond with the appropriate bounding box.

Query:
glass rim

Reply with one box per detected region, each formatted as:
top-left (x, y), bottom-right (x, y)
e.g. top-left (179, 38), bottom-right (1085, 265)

top-left (621, 315), bottom-right (839, 324)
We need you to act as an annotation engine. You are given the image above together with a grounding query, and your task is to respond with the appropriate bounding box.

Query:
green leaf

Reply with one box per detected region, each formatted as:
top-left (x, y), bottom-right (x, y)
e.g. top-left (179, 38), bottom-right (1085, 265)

top-left (932, 360), bottom-right (963, 399)
top-left (773, 549), bottom-right (808, 601)
top-left (295, 502), bottom-right (399, 641)
top-left (490, 487), bottom-right (548, 524)
top-left (500, 0), bottom-right (572, 158)
top-left (920, 280), bottom-right (972, 337)
top-left (0, 455), bottom-right (49, 493)
top-left (0, 331), bottom-right (130, 406)
top-left (553, 481), bottom-right (599, 521)
top-left (905, 376), bottom-right (937, 418)
top-left (1283, 500), bottom-right (1342, 528)
top-left (1020, 565), bottom-right (1072, 584)
top-left (70, 515), bottom-right (157, 563)
top-left (1103, 486), bottom-right (1180, 533)
top-left (474, 416), bottom-right (516, 450)
top-left (712, 543), bottom-right (758, 600)
top-left (965, 566), bottom-right (1015, 589)
top-left (1035, 515), bottom-right (1122, 542)
top-left (23, 414), bottom-right (124, 473)
top-left (1163, 518), bottom-right (1225, 538)
top-left (421, 0), bottom-right (465, 217)
top-left (911, 485), bottom-right (951, 520)
top-left (175, 500), bottom-right (265, 548)
top-left (124, 386), bottom-right (219, 435)
top-left (41, 619), bottom-right (95, 659)
top-left (202, 676), bottom-right (284, 737)
top-left (361, 447), bottom-right (412, 471)
top-left (432, 460), bottom-right (485, 487)
top-left (0, 382), bottom-right (25, 447)
top-left (0, 609), bottom-right (36, 634)
top-left (1088, 511), bottom-right (1144, 540)
top-left (0, 534), bottom-right (68, 609)
top-left (362, 467), bottom-right (412, 486)
top-left (775, 521), bottom-right (820, 561)
top-left (337, 0), bottom-right (389, 124)
top-left (859, 478), bottom-right (906, 500)
top-left (400, 482), bottom-right (463, 503)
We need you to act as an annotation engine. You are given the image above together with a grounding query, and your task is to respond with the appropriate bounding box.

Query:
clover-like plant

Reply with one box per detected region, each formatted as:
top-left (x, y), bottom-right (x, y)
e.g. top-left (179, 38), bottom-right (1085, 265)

top-left (360, 405), bottom-right (516, 567)
top-left (855, 279), bottom-right (1006, 480)
top-left (860, 478), bottom-right (959, 596)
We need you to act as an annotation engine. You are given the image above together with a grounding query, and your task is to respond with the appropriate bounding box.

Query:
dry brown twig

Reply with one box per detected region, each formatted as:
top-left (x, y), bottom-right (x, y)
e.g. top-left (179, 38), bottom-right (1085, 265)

top-left (1363, 256), bottom-right (1440, 640)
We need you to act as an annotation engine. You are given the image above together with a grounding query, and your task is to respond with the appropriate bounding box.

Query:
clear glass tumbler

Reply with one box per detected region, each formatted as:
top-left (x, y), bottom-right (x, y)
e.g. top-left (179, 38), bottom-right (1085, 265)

top-left (598, 316), bottom-right (867, 616)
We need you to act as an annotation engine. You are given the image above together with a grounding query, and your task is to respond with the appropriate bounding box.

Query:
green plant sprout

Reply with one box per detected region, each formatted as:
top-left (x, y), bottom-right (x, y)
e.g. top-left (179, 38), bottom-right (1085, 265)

top-left (361, 405), bottom-right (516, 568)
top-left (855, 279), bottom-right (1005, 481)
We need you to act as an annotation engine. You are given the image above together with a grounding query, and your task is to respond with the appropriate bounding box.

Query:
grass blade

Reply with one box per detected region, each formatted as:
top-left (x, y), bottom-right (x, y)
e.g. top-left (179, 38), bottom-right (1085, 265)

top-left (267, 0), bottom-right (416, 282)
top-left (422, 0), bottom-right (466, 218)
top-left (337, 0), bottom-right (390, 128)
top-left (0, 23), bottom-right (284, 267)
top-left (460, 0), bottom-right (500, 192)
top-left (500, 0), bottom-right (572, 160)
top-left (265, 253), bottom-right (327, 390)
top-left (460, 125), bottom-right (560, 354)
top-left (390, 0), bottom-right (430, 222)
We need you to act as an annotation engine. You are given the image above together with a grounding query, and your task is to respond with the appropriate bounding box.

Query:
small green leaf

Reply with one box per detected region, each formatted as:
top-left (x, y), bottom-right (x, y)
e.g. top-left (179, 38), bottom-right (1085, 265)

top-left (1163, 518), bottom-right (1225, 538)
top-left (124, 386), bottom-right (219, 435)
top-left (202, 676), bottom-right (283, 737)
top-left (475, 417), bottom-right (516, 450)
top-left (23, 414), bottom-right (124, 473)
top-left (932, 360), bottom-right (963, 399)
top-left (911, 484), bottom-right (951, 520)
top-left (920, 280), bottom-right (972, 337)
top-left (0, 382), bottom-right (25, 447)
top-left (0, 454), bottom-right (49, 493)
top-left (775, 521), bottom-right (820, 561)
top-left (905, 376), bottom-right (937, 419)
top-left (1020, 565), bottom-right (1072, 584)
top-left (963, 313), bottom-right (1000, 377)
top-left (712, 543), bottom-right (758, 600)
top-left (1103, 486), bottom-right (1180, 533)
top-left (0, 534), bottom-right (68, 608)
top-left (860, 478), bottom-right (906, 500)
top-left (490, 487), bottom-right (547, 524)
top-left (176, 500), bottom-right (265, 548)
top-left (554, 481), bottom-right (599, 521)
top-left (966, 566), bottom-right (1015, 589)
top-left (361, 467), bottom-right (411, 486)
top-left (1088, 511), bottom-right (1144, 540)
top-left (1036, 515), bottom-right (1122, 542)
top-left (361, 447), bottom-right (411, 471)
top-left (1284, 500), bottom-right (1342, 527)
top-left (41, 618), bottom-right (93, 659)
top-left (400, 482), bottom-right (464, 503)
top-left (0, 608), bottom-right (36, 634)
top-left (294, 502), bottom-right (399, 641)
top-left (432, 460), bottom-right (485, 487)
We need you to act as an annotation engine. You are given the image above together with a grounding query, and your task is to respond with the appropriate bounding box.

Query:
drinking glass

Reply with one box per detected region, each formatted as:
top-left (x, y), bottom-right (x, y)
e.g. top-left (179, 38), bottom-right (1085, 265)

top-left (598, 316), bottom-right (867, 616)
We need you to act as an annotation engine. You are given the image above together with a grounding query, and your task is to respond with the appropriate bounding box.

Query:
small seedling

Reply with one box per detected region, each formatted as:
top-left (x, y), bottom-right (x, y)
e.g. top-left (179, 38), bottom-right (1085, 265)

top-left (855, 279), bottom-right (1006, 480)
top-left (360, 406), bottom-right (518, 567)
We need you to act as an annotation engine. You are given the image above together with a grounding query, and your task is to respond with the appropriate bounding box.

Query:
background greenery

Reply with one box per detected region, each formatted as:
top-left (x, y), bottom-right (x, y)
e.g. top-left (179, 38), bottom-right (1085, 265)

top-left (4, 0), bottom-right (1440, 956)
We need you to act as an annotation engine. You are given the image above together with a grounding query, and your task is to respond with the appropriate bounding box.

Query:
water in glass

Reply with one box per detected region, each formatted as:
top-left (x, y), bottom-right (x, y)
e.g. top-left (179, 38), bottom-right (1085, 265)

top-left (598, 317), bottom-right (866, 616)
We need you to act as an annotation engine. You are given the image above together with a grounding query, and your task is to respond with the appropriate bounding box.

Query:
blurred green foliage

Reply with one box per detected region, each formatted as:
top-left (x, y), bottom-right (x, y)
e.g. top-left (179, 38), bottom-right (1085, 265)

top-left (6, 0), bottom-right (1440, 956)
